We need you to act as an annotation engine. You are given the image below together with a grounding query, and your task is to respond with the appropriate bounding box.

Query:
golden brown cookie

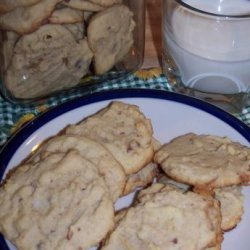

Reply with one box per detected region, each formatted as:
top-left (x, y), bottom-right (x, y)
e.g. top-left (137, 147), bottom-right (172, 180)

top-left (0, 0), bottom-right (62, 34)
top-left (0, 150), bottom-right (114, 249)
top-left (0, 0), bottom-right (41, 13)
top-left (154, 133), bottom-right (250, 189)
top-left (62, 0), bottom-right (104, 11)
top-left (89, 0), bottom-right (122, 7)
top-left (5, 24), bottom-right (93, 98)
top-left (102, 183), bottom-right (222, 250)
top-left (65, 101), bottom-right (154, 175)
top-left (122, 162), bottom-right (158, 196)
top-left (30, 134), bottom-right (126, 202)
top-left (214, 186), bottom-right (244, 231)
top-left (87, 4), bottom-right (135, 74)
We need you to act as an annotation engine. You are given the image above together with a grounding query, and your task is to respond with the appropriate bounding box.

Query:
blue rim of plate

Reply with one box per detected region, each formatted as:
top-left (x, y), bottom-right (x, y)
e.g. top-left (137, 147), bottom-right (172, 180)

top-left (0, 88), bottom-right (249, 249)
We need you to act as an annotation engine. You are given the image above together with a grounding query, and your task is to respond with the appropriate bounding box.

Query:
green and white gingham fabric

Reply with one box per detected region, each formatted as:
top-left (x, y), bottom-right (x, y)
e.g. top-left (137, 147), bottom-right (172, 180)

top-left (0, 69), bottom-right (249, 146)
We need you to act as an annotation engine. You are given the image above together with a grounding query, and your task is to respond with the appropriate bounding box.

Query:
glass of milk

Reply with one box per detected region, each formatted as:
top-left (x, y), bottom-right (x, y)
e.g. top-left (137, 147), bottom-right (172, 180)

top-left (162, 0), bottom-right (250, 112)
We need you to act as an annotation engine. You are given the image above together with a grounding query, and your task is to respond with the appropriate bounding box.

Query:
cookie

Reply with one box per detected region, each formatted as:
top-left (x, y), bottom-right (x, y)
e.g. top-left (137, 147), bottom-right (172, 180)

top-left (0, 0), bottom-right (41, 13)
top-left (122, 162), bottom-right (157, 196)
top-left (0, 0), bottom-right (62, 34)
top-left (158, 174), bottom-right (244, 232)
top-left (214, 186), bottom-right (244, 231)
top-left (87, 4), bottom-right (135, 74)
top-left (5, 24), bottom-right (93, 98)
top-left (2, 31), bottom-right (19, 70)
top-left (154, 133), bottom-right (250, 189)
top-left (63, 22), bottom-right (84, 40)
top-left (152, 137), bottom-right (162, 151)
top-left (88, 0), bottom-right (122, 7)
top-left (30, 134), bottom-right (126, 202)
top-left (122, 138), bottom-right (160, 195)
top-left (102, 183), bottom-right (222, 250)
top-left (0, 150), bottom-right (114, 249)
top-left (49, 7), bottom-right (84, 24)
top-left (62, 0), bottom-right (104, 11)
top-left (65, 101), bottom-right (154, 175)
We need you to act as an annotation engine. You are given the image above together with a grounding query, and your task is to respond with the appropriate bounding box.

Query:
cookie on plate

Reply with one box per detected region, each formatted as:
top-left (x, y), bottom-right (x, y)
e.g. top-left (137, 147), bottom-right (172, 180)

top-left (30, 134), bottom-right (126, 202)
top-left (0, 0), bottom-right (62, 34)
top-left (158, 173), bottom-right (244, 232)
top-left (154, 133), bottom-right (250, 189)
top-left (214, 186), bottom-right (244, 231)
top-left (122, 138), bottom-right (161, 195)
top-left (87, 4), bottom-right (135, 74)
top-left (122, 162), bottom-right (158, 196)
top-left (102, 183), bottom-right (222, 250)
top-left (5, 24), bottom-right (93, 98)
top-left (62, 0), bottom-right (104, 11)
top-left (0, 150), bottom-right (114, 250)
top-left (65, 101), bottom-right (154, 175)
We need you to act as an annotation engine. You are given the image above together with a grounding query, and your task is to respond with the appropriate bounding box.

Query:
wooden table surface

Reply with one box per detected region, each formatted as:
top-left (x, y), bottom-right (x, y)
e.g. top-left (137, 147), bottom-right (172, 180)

top-left (142, 0), bottom-right (162, 69)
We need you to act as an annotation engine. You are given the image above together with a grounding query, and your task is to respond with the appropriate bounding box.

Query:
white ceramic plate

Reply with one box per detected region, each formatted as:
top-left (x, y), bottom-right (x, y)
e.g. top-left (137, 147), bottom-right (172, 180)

top-left (0, 89), bottom-right (249, 250)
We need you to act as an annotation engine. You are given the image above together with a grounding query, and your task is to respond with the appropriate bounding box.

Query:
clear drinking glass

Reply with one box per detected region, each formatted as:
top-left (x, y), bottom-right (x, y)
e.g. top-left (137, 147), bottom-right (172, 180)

top-left (162, 0), bottom-right (250, 113)
top-left (0, 0), bottom-right (145, 103)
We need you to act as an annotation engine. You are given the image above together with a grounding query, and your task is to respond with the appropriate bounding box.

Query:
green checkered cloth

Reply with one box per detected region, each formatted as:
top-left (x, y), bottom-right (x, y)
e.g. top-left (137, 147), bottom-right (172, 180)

top-left (0, 70), bottom-right (249, 146)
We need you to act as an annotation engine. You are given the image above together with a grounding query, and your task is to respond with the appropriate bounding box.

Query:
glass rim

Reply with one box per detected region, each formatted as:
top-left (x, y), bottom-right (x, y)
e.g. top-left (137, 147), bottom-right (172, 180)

top-left (175, 0), bottom-right (250, 18)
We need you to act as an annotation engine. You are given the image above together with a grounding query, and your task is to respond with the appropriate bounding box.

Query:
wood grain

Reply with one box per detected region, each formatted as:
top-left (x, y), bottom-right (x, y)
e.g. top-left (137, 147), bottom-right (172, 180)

top-left (142, 0), bottom-right (162, 69)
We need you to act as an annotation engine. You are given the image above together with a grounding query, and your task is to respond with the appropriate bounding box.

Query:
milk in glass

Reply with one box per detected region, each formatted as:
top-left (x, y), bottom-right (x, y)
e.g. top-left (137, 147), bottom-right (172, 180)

top-left (163, 0), bottom-right (250, 97)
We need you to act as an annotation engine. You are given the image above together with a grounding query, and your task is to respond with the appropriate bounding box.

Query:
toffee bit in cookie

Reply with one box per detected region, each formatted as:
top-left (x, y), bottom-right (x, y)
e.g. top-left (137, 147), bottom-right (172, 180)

top-left (171, 237), bottom-right (178, 244)
top-left (67, 229), bottom-right (74, 240)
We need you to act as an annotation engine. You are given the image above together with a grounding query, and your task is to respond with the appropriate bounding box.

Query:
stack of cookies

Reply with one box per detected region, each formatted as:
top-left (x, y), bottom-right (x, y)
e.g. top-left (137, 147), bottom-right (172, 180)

top-left (154, 134), bottom-right (250, 242)
top-left (0, 101), bottom-right (249, 249)
top-left (0, 0), bottom-right (135, 99)
top-left (0, 101), bottom-right (157, 249)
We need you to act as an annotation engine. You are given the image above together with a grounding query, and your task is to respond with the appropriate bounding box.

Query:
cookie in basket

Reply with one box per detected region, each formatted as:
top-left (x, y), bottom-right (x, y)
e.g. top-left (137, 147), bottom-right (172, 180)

top-left (154, 133), bottom-right (250, 189)
top-left (30, 134), bottom-right (126, 202)
top-left (0, 0), bottom-right (62, 34)
top-left (62, 0), bottom-right (104, 11)
top-left (0, 0), bottom-right (41, 13)
top-left (102, 183), bottom-right (222, 250)
top-left (0, 150), bottom-right (114, 250)
top-left (87, 4), bottom-right (135, 74)
top-left (89, 0), bottom-right (122, 7)
top-left (65, 101), bottom-right (154, 175)
top-left (5, 24), bottom-right (93, 98)
top-left (49, 6), bottom-right (84, 24)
